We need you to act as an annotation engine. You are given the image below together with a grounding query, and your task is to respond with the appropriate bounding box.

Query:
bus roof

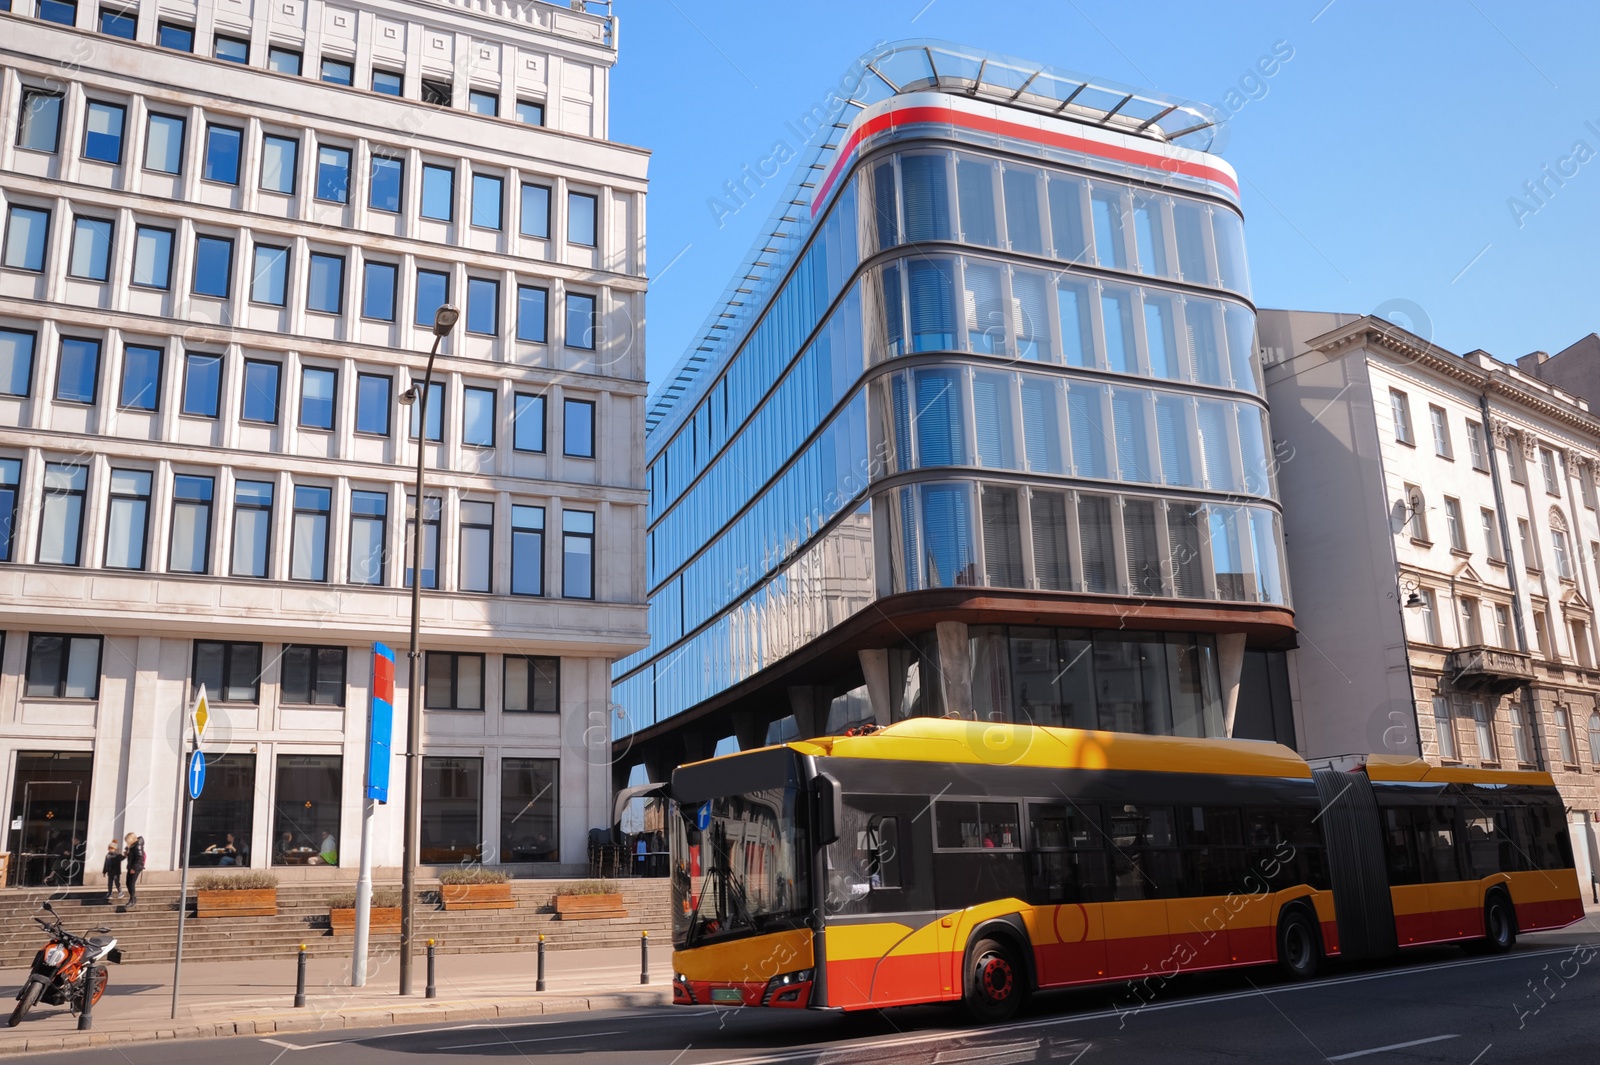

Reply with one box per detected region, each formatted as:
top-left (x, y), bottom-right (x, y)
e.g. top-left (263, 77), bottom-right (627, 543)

top-left (1362, 753), bottom-right (1557, 787)
top-left (781, 718), bottom-right (1313, 780)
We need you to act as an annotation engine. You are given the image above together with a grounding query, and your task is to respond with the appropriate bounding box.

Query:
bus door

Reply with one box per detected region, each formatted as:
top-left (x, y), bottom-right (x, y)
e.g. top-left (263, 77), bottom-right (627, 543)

top-left (1101, 804), bottom-right (1176, 978)
top-left (1024, 801), bottom-right (1108, 987)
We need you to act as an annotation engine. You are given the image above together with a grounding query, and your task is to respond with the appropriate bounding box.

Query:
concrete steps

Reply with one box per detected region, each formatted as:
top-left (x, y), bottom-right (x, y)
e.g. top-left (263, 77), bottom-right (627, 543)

top-left (0, 879), bottom-right (673, 968)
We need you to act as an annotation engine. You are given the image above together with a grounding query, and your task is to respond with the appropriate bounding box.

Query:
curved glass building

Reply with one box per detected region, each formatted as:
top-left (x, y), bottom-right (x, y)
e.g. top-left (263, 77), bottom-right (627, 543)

top-left (615, 41), bottom-right (1296, 782)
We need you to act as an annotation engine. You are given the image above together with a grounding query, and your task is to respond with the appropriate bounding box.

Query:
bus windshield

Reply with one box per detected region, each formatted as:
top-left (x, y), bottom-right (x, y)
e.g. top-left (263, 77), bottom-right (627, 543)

top-left (670, 780), bottom-right (811, 949)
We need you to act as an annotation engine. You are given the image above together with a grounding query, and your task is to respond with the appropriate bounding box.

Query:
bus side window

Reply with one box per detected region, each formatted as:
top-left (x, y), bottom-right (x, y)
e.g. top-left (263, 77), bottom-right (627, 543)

top-left (1463, 814), bottom-right (1500, 878)
top-left (1381, 806), bottom-right (1424, 885)
top-left (1530, 799), bottom-right (1575, 870)
top-left (867, 816), bottom-right (902, 889)
top-left (1028, 802), bottom-right (1109, 904)
top-left (1419, 805), bottom-right (1460, 882)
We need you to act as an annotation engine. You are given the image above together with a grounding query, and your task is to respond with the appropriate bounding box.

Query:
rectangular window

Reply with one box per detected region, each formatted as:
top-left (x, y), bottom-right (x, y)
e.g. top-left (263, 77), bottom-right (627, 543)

top-left (0, 330), bottom-right (34, 397)
top-left (182, 352), bottom-right (222, 417)
top-left (1466, 420), bottom-right (1487, 471)
top-left (307, 252), bottom-right (345, 314)
top-left (405, 494), bottom-right (440, 589)
top-left (193, 640), bottom-right (262, 703)
top-left (511, 505), bottom-right (543, 595)
top-left (505, 656), bottom-right (558, 712)
top-left (421, 757), bottom-right (481, 863)
top-left (936, 800), bottom-right (1022, 850)
top-left (25, 634), bottom-right (101, 699)
top-left (421, 79), bottom-right (452, 107)
top-left (520, 183), bottom-right (551, 238)
top-left (369, 154), bottom-right (402, 212)
top-left (1553, 528), bottom-right (1574, 580)
top-left (1540, 448), bottom-right (1561, 496)
top-left (500, 758), bottom-right (559, 862)
top-left (408, 381), bottom-right (443, 442)
top-left (68, 216), bottom-right (112, 281)
top-left (5, 205), bottom-right (50, 270)
top-left (231, 480), bottom-right (272, 578)
top-left (425, 651), bottom-right (484, 710)
top-left (1533, 610), bottom-right (1550, 657)
top-left (1583, 463), bottom-right (1599, 509)
top-left (156, 21), bottom-right (193, 51)
top-left (1506, 439), bottom-right (1526, 484)
top-left (320, 57), bottom-right (354, 86)
top-left (467, 89), bottom-right (498, 116)
top-left (513, 394), bottom-right (545, 452)
top-left (17, 90), bottom-right (64, 153)
top-left (421, 164), bottom-right (454, 220)
top-left (415, 269), bottom-right (449, 327)
top-left (261, 134), bottom-right (298, 194)
top-left (1473, 702), bottom-right (1497, 762)
top-left (348, 490), bottom-right (386, 585)
top-left (1390, 388), bottom-right (1413, 445)
top-left (355, 374), bottom-right (391, 435)
top-left (272, 754), bottom-right (342, 865)
top-left (251, 244), bottom-right (288, 305)
top-left (290, 485), bottom-right (331, 581)
top-left (1444, 497), bottom-right (1465, 551)
top-left (213, 35), bottom-right (249, 63)
top-left (82, 101), bottom-right (125, 164)
top-left (1481, 508), bottom-right (1502, 561)
top-left (99, 8), bottom-right (135, 37)
top-left (268, 47), bottom-right (302, 76)
top-left (53, 337), bottom-right (98, 404)
top-left (1494, 603), bottom-right (1512, 649)
top-left (131, 226), bottom-right (174, 289)
top-left (516, 100), bottom-right (545, 126)
top-left (1429, 405), bottom-right (1451, 458)
top-left (203, 125), bottom-right (242, 184)
top-left (459, 500), bottom-right (492, 592)
top-left (168, 474), bottom-right (213, 573)
top-left (0, 459), bottom-right (18, 561)
top-left (1519, 519), bottom-right (1538, 571)
top-left (144, 113), bottom-right (184, 174)
top-left (1416, 588), bottom-right (1439, 643)
top-left (192, 236), bottom-right (233, 298)
top-left (562, 510), bottom-right (594, 599)
top-left (241, 359), bottom-right (280, 423)
top-left (1574, 621), bottom-right (1593, 669)
top-left (372, 70), bottom-right (403, 96)
top-left (1458, 596), bottom-right (1480, 645)
top-left (103, 468), bottom-right (151, 569)
top-left (1433, 696), bottom-right (1457, 760)
top-left (1511, 704), bottom-right (1532, 763)
top-left (471, 173), bottom-right (503, 229)
top-left (566, 292), bottom-right (596, 350)
top-left (466, 277), bottom-right (498, 335)
top-left (38, 0), bottom-right (77, 24)
top-left (517, 285), bottom-right (548, 342)
top-left (118, 344), bottom-right (161, 410)
top-left (300, 366), bottom-right (335, 430)
top-left (462, 386), bottom-right (495, 447)
top-left (315, 145), bottom-right (351, 204)
top-left (362, 261), bottom-right (397, 321)
top-left (567, 191), bottom-right (597, 246)
top-left (564, 398), bottom-right (594, 458)
top-left (280, 646), bottom-right (346, 705)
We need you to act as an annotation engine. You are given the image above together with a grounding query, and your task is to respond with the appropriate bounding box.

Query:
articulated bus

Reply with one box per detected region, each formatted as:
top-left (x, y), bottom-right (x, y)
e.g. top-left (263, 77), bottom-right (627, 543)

top-left (668, 718), bottom-right (1583, 1021)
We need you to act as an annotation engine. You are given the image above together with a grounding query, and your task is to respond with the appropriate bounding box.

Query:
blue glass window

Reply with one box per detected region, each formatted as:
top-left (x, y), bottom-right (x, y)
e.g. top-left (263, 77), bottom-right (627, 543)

top-left (131, 226), bottom-right (173, 289)
top-left (1019, 377), bottom-right (1063, 474)
top-left (516, 100), bottom-right (544, 126)
top-left (566, 292), bottom-right (595, 350)
top-left (261, 135), bottom-right (298, 194)
top-left (0, 458), bottom-right (19, 562)
top-left (369, 154), bottom-right (402, 212)
top-left (355, 374), bottom-right (390, 435)
top-left (300, 367), bottom-right (336, 431)
top-left (955, 157), bottom-right (998, 247)
top-left (168, 475), bottom-right (213, 574)
top-left (4, 206), bottom-right (49, 271)
top-left (193, 236), bottom-right (233, 298)
top-left (517, 285), bottom-right (547, 342)
top-left (415, 269), bottom-right (449, 327)
top-left (214, 36), bottom-right (249, 63)
top-left (38, 0), bottom-right (76, 25)
top-left (1154, 395), bottom-right (1193, 486)
top-left (119, 344), bottom-right (161, 411)
top-left (463, 387), bottom-right (494, 446)
top-left (919, 483), bottom-right (972, 589)
top-left (1068, 388), bottom-right (1107, 478)
top-left (363, 262), bottom-right (396, 321)
top-left (1048, 175), bottom-right (1089, 262)
top-left (82, 101), bottom-right (125, 164)
top-left (241, 360), bottom-right (281, 423)
top-left (1003, 165), bottom-right (1044, 255)
top-left (563, 398), bottom-right (593, 458)
top-left (1112, 389), bottom-right (1152, 483)
top-left (182, 352), bottom-right (222, 417)
top-left (268, 47), bottom-right (301, 75)
top-left (567, 192), bottom-right (596, 246)
top-left (561, 510), bottom-right (594, 599)
top-left (907, 260), bottom-right (954, 352)
top-left (55, 338), bottom-right (100, 404)
top-left (144, 114), bottom-right (184, 173)
top-left (899, 153), bottom-right (951, 242)
top-left (466, 277), bottom-right (498, 335)
top-left (315, 145), bottom-right (351, 203)
top-left (17, 90), bottom-right (63, 153)
top-left (513, 394), bottom-right (545, 452)
top-left (320, 58), bottom-right (353, 86)
top-left (1224, 303), bottom-right (1258, 393)
top-left (157, 22), bottom-right (193, 51)
top-left (1091, 189), bottom-right (1127, 269)
top-left (472, 174), bottom-right (502, 229)
top-left (1101, 287), bottom-right (1136, 373)
top-left (520, 184), bottom-right (550, 238)
top-left (467, 90), bottom-right (498, 116)
top-left (291, 485), bottom-right (331, 582)
top-left (913, 368), bottom-right (965, 467)
top-left (0, 330), bottom-right (36, 397)
top-left (1145, 295), bottom-right (1179, 379)
top-left (372, 70), bottom-right (403, 96)
top-left (307, 253), bottom-right (344, 314)
top-left (68, 217), bottom-right (112, 281)
top-left (99, 8), bottom-right (135, 37)
top-left (409, 381), bottom-right (443, 442)
top-left (511, 505), bottom-right (544, 595)
top-left (972, 371), bottom-right (1015, 469)
top-left (421, 165), bottom-right (454, 221)
top-left (203, 125), bottom-right (242, 184)
top-left (251, 244), bottom-right (288, 305)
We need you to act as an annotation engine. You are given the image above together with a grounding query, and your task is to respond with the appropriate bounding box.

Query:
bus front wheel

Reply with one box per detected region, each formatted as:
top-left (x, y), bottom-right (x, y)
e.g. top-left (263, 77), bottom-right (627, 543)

top-left (963, 937), bottom-right (1025, 1024)
top-left (1483, 893), bottom-right (1517, 953)
top-left (1276, 909), bottom-right (1320, 981)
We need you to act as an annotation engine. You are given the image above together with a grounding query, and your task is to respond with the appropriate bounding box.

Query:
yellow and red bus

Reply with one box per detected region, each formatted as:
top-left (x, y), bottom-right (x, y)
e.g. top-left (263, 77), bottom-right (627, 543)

top-left (668, 717), bottom-right (1583, 1021)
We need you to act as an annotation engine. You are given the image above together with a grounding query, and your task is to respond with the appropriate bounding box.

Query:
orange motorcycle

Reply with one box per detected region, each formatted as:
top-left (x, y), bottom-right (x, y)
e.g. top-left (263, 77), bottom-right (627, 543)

top-left (8, 902), bottom-right (119, 1026)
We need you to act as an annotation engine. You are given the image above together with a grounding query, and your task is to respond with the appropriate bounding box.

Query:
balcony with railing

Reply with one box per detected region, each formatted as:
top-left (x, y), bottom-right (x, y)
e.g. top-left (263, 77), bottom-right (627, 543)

top-left (1446, 645), bottom-right (1535, 693)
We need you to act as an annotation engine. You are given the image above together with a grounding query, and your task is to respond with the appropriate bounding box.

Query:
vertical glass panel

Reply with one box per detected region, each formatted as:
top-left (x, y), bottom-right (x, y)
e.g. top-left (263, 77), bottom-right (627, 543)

top-left (119, 345), bottom-right (161, 410)
top-left (372, 70), bottom-right (403, 96)
top-left (899, 154), bottom-right (951, 242)
top-left (1144, 294), bottom-right (1180, 379)
top-left (261, 135), bottom-right (297, 194)
top-left (1197, 400), bottom-right (1237, 491)
top-left (203, 126), bottom-right (241, 184)
top-left (567, 192), bottom-right (597, 246)
top-left (55, 338), bottom-right (99, 403)
top-left (879, 262), bottom-right (904, 357)
top-left (1047, 175), bottom-right (1089, 262)
top-left (369, 155), bottom-right (402, 212)
top-left (1090, 188), bottom-right (1127, 269)
top-left (355, 375), bottom-right (390, 435)
top-left (956, 157), bottom-right (998, 247)
top-left (871, 160), bottom-right (899, 251)
top-left (516, 285), bottom-right (547, 342)
top-left (1132, 196), bottom-right (1168, 277)
top-left (1168, 504), bottom-right (1204, 597)
top-left (1101, 285), bottom-right (1137, 373)
top-left (913, 367), bottom-right (965, 467)
top-left (300, 367), bottom-right (335, 430)
top-left (520, 184), bottom-right (550, 238)
top-left (83, 102), bottom-right (124, 163)
top-left (1111, 389), bottom-right (1152, 483)
top-left (5, 206), bottom-right (49, 270)
top-left (1002, 165), bottom-right (1043, 255)
top-left (466, 277), bottom-right (498, 335)
top-left (232, 481), bottom-right (272, 578)
top-left (69, 218), bottom-right (111, 280)
top-left (251, 245), bottom-right (287, 305)
top-left (514, 394), bottom-right (545, 451)
top-left (0, 330), bottom-right (34, 396)
top-left (420, 757), bottom-right (481, 863)
top-left (1237, 405), bottom-right (1271, 496)
top-left (104, 469), bottom-right (150, 569)
top-left (463, 387), bottom-right (494, 446)
top-left (192, 237), bottom-right (232, 298)
top-left (420, 165), bottom-right (454, 220)
top-left (500, 758), bottom-right (559, 862)
top-left (1031, 490), bottom-right (1070, 591)
top-left (1172, 200), bottom-right (1212, 285)
top-left (459, 501), bottom-right (492, 592)
top-left (1213, 209), bottom-right (1249, 295)
top-left (273, 755), bottom-right (342, 866)
top-left (907, 259), bottom-right (955, 352)
top-left (132, 227), bottom-right (173, 288)
top-left (1067, 386), bottom-right (1107, 479)
top-left (515, 100), bottom-right (544, 126)
top-left (291, 485), bottom-right (331, 581)
top-left (566, 292), bottom-right (596, 349)
top-left (472, 174), bottom-right (503, 229)
top-left (1019, 376), bottom-right (1063, 473)
top-left (169, 474), bottom-right (214, 574)
top-left (1123, 499), bottom-right (1164, 596)
top-left (1011, 268), bottom-right (1051, 361)
top-left (963, 261), bottom-right (1005, 354)
top-left (1187, 298), bottom-right (1226, 386)
top-left (511, 505), bottom-right (544, 595)
top-left (982, 486), bottom-right (1023, 588)
top-left (972, 370), bottom-right (1016, 469)
top-left (1209, 507), bottom-right (1248, 601)
top-left (919, 482), bottom-right (973, 588)
top-left (1077, 495), bottom-right (1116, 593)
top-left (241, 360), bottom-right (279, 423)
top-left (307, 253), bottom-right (343, 314)
top-left (183, 352), bottom-right (222, 416)
top-left (1250, 509), bottom-right (1286, 605)
top-left (415, 270), bottom-right (448, 327)
top-left (348, 490), bottom-right (387, 585)
top-left (1058, 281), bottom-right (1093, 367)
top-left (18, 92), bottom-right (62, 153)
top-left (1223, 303), bottom-right (1259, 393)
top-left (362, 262), bottom-right (396, 320)
top-left (1154, 394), bottom-right (1193, 486)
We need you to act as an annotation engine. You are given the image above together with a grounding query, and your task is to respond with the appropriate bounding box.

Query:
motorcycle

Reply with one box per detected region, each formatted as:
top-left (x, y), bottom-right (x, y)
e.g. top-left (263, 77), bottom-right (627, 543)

top-left (8, 902), bottom-right (120, 1027)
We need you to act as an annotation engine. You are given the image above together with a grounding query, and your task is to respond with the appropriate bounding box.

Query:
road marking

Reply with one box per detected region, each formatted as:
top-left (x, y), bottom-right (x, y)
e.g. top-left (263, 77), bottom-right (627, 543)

top-left (1327, 1033), bottom-right (1459, 1060)
top-left (437, 1028), bottom-right (626, 1050)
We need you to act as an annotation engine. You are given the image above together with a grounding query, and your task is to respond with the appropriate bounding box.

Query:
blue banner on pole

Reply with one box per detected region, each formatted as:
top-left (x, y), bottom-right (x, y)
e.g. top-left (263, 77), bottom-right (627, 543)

top-left (367, 643), bottom-right (395, 803)
top-left (188, 751), bottom-right (206, 800)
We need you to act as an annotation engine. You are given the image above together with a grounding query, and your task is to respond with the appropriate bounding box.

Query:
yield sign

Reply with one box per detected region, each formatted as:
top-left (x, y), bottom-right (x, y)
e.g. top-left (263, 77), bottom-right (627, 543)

top-left (192, 685), bottom-right (210, 748)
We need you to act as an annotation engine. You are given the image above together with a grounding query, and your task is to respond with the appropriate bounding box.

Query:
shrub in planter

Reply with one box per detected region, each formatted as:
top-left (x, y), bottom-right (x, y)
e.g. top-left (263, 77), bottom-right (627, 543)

top-left (195, 870), bottom-right (279, 917)
top-left (328, 888), bottom-right (402, 934)
top-left (553, 879), bottom-right (626, 920)
top-left (438, 867), bottom-right (514, 910)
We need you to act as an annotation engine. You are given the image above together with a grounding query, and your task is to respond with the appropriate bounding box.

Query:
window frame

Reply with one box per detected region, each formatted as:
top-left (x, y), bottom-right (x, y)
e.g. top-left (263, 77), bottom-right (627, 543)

top-left (25, 633), bottom-right (102, 700)
top-left (520, 183), bottom-right (551, 238)
top-left (67, 215), bottom-right (113, 282)
top-left (466, 276), bottom-right (499, 336)
top-left (561, 509), bottom-right (595, 600)
top-left (192, 639), bottom-right (263, 704)
top-left (1389, 388), bottom-right (1413, 446)
top-left (230, 479), bottom-right (274, 578)
top-left (131, 224), bottom-right (175, 290)
top-left (314, 144), bottom-right (353, 205)
top-left (213, 34), bottom-right (250, 64)
top-left (3, 203), bottom-right (51, 272)
top-left (202, 123), bottom-right (244, 185)
top-left (289, 484), bottom-right (333, 582)
top-left (516, 284), bottom-right (548, 343)
top-left (103, 467), bottom-right (153, 570)
top-left (53, 336), bottom-right (101, 406)
top-left (563, 397), bottom-right (595, 458)
top-left (1428, 404), bottom-right (1451, 459)
top-left (143, 112), bottom-right (185, 175)
top-left (167, 473), bottom-right (215, 574)
top-left (181, 351), bottom-right (223, 418)
top-left (156, 20), bottom-right (194, 52)
top-left (267, 46), bottom-right (303, 76)
top-left (462, 386), bottom-right (496, 448)
top-left (299, 365), bottom-right (337, 431)
top-left (458, 499), bottom-right (493, 593)
top-left (513, 393), bottom-right (546, 453)
top-left (420, 164), bottom-right (455, 221)
top-left (279, 644), bottom-right (348, 706)
top-left (503, 655), bottom-right (559, 713)
top-left (565, 291), bottom-right (596, 350)
top-left (424, 651), bottom-right (485, 711)
top-left (118, 342), bottom-right (162, 411)
top-left (16, 89), bottom-right (65, 154)
top-left (306, 251), bottom-right (346, 315)
top-left (191, 234), bottom-right (234, 299)
top-left (347, 488), bottom-right (388, 585)
top-left (260, 133), bottom-right (299, 196)
top-left (566, 190), bottom-right (598, 247)
top-left (81, 99), bottom-right (127, 165)
top-left (355, 373), bottom-right (392, 436)
top-left (240, 358), bottom-right (282, 425)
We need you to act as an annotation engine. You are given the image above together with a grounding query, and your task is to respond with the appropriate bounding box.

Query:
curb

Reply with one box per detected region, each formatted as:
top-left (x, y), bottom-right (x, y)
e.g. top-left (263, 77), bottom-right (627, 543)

top-left (0, 988), bottom-right (673, 1056)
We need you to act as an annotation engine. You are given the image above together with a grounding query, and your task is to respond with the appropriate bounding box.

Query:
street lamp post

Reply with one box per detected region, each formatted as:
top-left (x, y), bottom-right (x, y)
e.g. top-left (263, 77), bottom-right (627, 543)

top-left (398, 304), bottom-right (459, 996)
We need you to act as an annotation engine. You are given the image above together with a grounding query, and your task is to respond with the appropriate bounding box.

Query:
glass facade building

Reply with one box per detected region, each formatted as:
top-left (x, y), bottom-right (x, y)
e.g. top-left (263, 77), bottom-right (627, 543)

top-left (615, 42), bottom-right (1296, 783)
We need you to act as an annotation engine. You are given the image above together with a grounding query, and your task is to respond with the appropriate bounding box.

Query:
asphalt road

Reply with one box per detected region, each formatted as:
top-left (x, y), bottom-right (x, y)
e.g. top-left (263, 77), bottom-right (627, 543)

top-left (27, 929), bottom-right (1600, 1064)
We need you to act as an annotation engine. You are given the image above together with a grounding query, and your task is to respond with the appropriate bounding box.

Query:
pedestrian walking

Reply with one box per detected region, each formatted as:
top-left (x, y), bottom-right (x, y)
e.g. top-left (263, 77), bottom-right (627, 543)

top-left (103, 841), bottom-right (124, 901)
top-left (124, 832), bottom-right (145, 909)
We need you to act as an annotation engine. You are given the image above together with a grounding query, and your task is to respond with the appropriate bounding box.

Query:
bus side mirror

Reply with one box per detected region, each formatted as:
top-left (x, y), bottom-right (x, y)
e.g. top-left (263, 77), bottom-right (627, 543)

top-left (815, 772), bottom-right (842, 846)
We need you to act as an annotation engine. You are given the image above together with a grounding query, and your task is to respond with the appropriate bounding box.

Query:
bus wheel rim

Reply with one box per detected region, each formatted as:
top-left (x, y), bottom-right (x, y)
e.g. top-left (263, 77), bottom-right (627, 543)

top-left (1287, 924), bottom-right (1310, 967)
top-left (980, 955), bottom-right (1013, 1000)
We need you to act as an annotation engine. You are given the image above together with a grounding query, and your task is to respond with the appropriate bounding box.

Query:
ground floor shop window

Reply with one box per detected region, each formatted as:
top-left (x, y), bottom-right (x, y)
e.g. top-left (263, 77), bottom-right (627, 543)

top-left (7, 752), bottom-right (93, 886)
top-left (190, 753), bottom-right (255, 866)
top-left (421, 756), bottom-right (481, 863)
top-left (500, 758), bottom-right (558, 862)
top-left (273, 754), bottom-right (342, 865)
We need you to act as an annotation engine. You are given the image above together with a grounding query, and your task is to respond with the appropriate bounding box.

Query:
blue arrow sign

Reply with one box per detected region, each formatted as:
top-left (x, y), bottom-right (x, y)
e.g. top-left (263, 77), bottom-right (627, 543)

top-left (188, 750), bottom-right (206, 800)
top-left (696, 802), bottom-right (712, 831)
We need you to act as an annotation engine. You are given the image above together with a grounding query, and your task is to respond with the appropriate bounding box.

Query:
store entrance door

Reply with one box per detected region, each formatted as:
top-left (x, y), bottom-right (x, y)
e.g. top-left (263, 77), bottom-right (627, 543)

top-left (7, 753), bottom-right (93, 887)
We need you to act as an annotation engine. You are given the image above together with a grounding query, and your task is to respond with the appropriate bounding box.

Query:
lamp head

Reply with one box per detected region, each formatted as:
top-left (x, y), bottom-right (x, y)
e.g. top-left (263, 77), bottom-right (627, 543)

top-left (398, 387), bottom-right (417, 406)
top-left (431, 305), bottom-right (461, 337)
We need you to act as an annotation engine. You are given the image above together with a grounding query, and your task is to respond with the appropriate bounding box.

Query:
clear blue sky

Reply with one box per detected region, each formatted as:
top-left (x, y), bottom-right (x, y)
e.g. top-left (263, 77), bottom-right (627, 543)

top-left (610, 0), bottom-right (1600, 392)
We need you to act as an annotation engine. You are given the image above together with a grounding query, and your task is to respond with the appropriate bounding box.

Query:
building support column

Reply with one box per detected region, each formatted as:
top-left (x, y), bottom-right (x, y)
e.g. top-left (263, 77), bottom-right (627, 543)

top-left (936, 621), bottom-right (972, 719)
top-left (857, 649), bottom-right (893, 726)
top-left (1217, 633), bottom-right (1247, 737)
top-left (730, 709), bottom-right (767, 752)
top-left (788, 686), bottom-right (825, 739)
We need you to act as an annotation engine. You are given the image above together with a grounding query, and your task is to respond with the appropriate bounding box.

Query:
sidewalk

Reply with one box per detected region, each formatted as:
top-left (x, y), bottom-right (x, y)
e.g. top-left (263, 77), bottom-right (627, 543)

top-left (0, 941), bottom-right (675, 1056)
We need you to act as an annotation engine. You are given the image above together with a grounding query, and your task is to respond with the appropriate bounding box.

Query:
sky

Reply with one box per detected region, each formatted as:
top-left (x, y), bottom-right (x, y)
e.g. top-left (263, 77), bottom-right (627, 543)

top-left (609, 0), bottom-right (1600, 397)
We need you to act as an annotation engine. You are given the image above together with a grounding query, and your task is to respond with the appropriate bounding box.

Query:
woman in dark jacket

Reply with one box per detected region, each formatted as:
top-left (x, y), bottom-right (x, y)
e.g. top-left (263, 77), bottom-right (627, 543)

top-left (123, 833), bottom-right (145, 909)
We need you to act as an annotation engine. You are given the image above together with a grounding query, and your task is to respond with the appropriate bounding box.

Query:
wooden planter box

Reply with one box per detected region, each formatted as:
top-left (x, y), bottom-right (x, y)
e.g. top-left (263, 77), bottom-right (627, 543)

top-left (196, 888), bottom-right (277, 918)
top-left (554, 893), bottom-right (627, 920)
top-left (440, 883), bottom-right (514, 910)
top-left (330, 907), bottom-right (402, 935)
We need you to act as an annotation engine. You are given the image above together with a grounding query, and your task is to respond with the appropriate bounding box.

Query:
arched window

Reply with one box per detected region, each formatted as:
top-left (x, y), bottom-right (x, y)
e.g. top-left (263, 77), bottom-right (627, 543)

top-left (1550, 509), bottom-right (1575, 580)
top-left (1588, 712), bottom-right (1600, 765)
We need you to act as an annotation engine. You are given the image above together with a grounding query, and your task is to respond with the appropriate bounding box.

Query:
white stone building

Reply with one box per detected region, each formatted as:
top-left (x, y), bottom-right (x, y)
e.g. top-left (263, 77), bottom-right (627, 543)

top-left (0, 0), bottom-right (647, 882)
top-left (1262, 310), bottom-right (1600, 885)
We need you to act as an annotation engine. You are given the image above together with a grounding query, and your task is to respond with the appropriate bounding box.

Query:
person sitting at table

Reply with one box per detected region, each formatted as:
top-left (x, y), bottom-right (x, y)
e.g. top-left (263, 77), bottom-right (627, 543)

top-left (204, 833), bottom-right (240, 866)
top-left (275, 830), bottom-right (297, 862)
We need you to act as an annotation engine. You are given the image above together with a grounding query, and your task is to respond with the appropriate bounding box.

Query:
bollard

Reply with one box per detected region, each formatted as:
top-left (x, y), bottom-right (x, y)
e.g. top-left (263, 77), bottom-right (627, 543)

top-left (1592, 875), bottom-right (1598, 905)
top-left (425, 939), bottom-right (437, 1000)
top-left (536, 934), bottom-right (546, 992)
top-left (294, 945), bottom-right (307, 1008)
top-left (640, 930), bottom-right (649, 985)
top-left (77, 964), bottom-right (97, 1030)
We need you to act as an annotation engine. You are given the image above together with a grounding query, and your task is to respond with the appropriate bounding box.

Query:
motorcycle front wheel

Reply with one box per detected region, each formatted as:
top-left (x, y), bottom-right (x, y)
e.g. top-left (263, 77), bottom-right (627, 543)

top-left (8, 980), bottom-right (44, 1027)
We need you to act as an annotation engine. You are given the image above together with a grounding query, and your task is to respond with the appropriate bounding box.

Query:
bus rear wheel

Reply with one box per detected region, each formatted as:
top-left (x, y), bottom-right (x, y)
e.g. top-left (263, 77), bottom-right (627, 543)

top-left (963, 937), bottom-right (1025, 1024)
top-left (1483, 893), bottom-right (1517, 953)
top-left (1276, 909), bottom-right (1320, 981)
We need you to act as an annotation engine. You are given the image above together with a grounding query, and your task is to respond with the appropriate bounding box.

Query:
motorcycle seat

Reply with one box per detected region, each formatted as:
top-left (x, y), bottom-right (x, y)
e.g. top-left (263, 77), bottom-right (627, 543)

top-left (87, 937), bottom-right (113, 950)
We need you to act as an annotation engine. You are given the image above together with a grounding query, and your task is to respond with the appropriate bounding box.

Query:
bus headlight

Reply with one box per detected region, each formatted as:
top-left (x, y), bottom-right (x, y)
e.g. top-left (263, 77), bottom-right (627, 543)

top-left (762, 968), bottom-right (814, 1007)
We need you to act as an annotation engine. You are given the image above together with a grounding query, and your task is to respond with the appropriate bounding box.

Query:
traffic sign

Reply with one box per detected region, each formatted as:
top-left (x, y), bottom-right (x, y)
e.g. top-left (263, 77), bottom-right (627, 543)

top-left (187, 751), bottom-right (206, 800)
top-left (192, 686), bottom-right (210, 748)
top-left (696, 802), bottom-right (713, 831)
